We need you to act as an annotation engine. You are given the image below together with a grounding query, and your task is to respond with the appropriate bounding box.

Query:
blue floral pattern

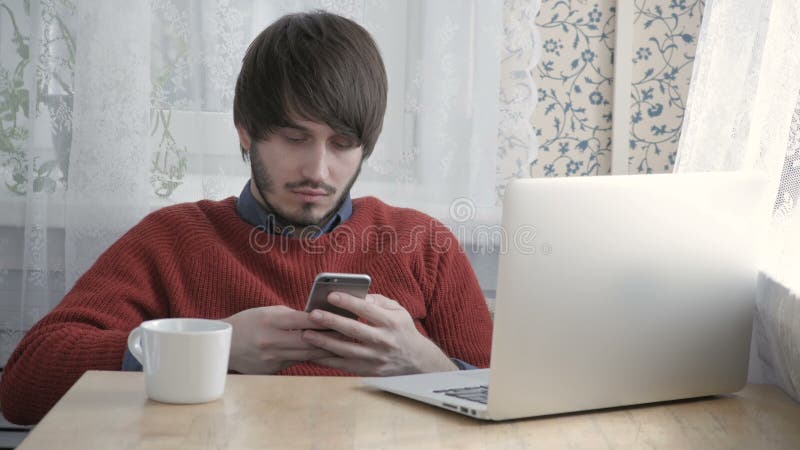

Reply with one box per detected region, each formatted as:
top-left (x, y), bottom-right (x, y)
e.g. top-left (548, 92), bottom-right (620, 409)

top-left (530, 0), bottom-right (704, 177)
top-left (629, 0), bottom-right (704, 173)
top-left (532, 0), bottom-right (616, 177)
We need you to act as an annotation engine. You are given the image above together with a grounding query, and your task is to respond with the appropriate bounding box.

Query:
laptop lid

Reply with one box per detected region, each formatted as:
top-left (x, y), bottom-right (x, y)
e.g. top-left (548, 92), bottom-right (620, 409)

top-left (486, 172), bottom-right (767, 420)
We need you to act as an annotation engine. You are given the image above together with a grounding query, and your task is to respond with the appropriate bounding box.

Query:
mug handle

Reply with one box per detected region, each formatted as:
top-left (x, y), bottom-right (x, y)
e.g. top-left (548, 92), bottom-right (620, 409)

top-left (127, 327), bottom-right (144, 364)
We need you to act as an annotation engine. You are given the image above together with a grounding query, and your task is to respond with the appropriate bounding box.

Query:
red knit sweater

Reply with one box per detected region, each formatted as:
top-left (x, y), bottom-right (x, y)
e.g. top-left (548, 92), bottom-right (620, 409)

top-left (0, 196), bottom-right (493, 424)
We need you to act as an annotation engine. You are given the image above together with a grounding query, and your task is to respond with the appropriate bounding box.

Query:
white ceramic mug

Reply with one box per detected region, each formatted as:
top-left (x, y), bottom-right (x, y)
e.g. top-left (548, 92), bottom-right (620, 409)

top-left (127, 318), bottom-right (232, 404)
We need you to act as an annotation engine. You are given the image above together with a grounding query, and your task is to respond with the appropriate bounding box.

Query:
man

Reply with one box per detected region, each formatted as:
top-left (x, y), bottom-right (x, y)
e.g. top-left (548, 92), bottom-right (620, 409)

top-left (0, 11), bottom-right (492, 425)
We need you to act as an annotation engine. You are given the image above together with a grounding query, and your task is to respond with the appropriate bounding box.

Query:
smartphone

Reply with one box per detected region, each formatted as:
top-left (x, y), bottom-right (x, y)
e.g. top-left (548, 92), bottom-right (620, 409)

top-left (304, 273), bottom-right (372, 319)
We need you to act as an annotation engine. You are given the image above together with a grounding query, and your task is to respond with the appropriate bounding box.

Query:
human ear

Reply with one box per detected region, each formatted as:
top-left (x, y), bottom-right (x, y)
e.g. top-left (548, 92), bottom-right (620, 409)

top-left (235, 124), bottom-right (252, 155)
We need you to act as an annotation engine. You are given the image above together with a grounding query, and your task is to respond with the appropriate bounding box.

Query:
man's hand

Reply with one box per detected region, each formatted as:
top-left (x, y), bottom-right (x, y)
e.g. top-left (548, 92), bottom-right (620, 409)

top-left (301, 293), bottom-right (458, 376)
top-left (222, 305), bottom-right (335, 374)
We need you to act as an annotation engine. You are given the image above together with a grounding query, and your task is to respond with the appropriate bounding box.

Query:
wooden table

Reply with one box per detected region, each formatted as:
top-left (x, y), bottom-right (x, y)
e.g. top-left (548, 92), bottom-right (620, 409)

top-left (17, 371), bottom-right (800, 449)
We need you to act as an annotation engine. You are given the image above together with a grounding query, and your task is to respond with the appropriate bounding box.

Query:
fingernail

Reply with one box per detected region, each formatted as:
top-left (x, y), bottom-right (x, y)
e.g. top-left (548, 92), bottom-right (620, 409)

top-left (311, 310), bottom-right (324, 320)
top-left (329, 293), bottom-right (340, 302)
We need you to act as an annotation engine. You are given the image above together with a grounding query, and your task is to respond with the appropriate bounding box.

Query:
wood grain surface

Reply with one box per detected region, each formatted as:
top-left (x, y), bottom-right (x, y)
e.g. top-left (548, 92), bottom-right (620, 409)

top-left (16, 371), bottom-right (800, 449)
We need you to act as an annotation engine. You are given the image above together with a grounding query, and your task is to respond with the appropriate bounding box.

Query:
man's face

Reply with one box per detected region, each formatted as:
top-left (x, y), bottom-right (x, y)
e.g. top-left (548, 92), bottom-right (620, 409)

top-left (237, 119), bottom-right (363, 229)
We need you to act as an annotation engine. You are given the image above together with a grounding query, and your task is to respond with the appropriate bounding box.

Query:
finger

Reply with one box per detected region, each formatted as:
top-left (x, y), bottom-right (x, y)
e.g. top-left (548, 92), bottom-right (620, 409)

top-left (306, 308), bottom-right (384, 344)
top-left (306, 330), bottom-right (349, 341)
top-left (266, 329), bottom-right (331, 350)
top-left (312, 357), bottom-right (376, 376)
top-left (280, 348), bottom-right (337, 361)
top-left (371, 295), bottom-right (404, 310)
top-left (267, 307), bottom-right (330, 330)
top-left (301, 329), bottom-right (376, 360)
top-left (327, 293), bottom-right (401, 327)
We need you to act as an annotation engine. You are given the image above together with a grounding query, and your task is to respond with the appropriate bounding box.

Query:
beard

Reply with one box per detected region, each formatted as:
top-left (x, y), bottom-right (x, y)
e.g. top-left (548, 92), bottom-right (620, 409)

top-left (249, 146), bottom-right (361, 230)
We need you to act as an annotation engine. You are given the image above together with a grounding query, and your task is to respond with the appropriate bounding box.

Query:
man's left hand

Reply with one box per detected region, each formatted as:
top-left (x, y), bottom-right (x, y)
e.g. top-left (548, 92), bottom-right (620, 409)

top-left (301, 292), bottom-right (458, 376)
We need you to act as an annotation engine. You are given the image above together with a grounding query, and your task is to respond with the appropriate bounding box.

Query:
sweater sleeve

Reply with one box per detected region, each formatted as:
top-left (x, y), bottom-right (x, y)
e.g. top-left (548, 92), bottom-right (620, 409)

top-left (0, 217), bottom-right (175, 425)
top-left (421, 223), bottom-right (493, 368)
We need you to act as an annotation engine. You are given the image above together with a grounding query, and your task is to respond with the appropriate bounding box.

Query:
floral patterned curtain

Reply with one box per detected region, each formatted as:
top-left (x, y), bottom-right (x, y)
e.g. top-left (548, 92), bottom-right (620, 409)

top-left (531, 0), bottom-right (704, 176)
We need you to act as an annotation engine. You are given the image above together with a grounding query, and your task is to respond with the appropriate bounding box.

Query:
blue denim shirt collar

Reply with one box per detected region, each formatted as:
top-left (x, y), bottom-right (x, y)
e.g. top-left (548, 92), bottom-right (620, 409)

top-left (236, 180), bottom-right (352, 237)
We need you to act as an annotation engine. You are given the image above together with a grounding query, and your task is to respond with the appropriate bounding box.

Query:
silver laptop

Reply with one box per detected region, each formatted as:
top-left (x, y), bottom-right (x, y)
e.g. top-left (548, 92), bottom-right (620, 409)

top-left (363, 172), bottom-right (767, 420)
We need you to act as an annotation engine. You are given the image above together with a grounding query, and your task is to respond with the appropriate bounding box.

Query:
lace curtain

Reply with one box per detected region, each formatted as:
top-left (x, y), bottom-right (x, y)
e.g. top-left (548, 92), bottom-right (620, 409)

top-left (675, 0), bottom-right (800, 400)
top-left (0, 0), bottom-right (535, 366)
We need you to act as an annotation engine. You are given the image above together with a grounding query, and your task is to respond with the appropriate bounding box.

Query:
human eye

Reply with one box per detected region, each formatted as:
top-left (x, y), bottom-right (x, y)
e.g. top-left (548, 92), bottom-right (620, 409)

top-left (281, 132), bottom-right (308, 144)
top-left (331, 136), bottom-right (358, 150)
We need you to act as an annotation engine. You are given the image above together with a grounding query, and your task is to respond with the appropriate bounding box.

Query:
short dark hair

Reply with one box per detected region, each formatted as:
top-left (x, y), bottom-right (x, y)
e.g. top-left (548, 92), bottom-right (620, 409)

top-left (233, 11), bottom-right (388, 160)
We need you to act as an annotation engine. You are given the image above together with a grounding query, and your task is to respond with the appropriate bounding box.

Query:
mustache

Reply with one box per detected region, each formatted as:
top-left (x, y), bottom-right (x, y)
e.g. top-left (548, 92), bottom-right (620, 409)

top-left (285, 179), bottom-right (336, 194)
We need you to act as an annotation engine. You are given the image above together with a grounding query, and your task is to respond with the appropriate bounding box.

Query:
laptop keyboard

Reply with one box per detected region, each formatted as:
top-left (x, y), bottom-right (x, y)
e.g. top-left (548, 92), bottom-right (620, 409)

top-left (433, 385), bottom-right (489, 404)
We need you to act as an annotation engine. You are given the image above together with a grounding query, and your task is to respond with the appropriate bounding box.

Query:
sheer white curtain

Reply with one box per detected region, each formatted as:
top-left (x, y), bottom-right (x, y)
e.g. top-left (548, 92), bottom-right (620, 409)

top-left (0, 0), bottom-right (531, 366)
top-left (676, 0), bottom-right (800, 400)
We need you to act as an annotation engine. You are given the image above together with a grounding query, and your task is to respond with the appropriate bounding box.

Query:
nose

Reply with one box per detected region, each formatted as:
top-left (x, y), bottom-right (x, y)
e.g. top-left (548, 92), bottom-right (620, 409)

top-left (299, 140), bottom-right (330, 182)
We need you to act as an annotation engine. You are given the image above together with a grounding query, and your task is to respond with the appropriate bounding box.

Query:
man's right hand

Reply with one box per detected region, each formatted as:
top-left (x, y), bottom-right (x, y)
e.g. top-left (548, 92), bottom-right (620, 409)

top-left (221, 305), bottom-right (334, 374)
